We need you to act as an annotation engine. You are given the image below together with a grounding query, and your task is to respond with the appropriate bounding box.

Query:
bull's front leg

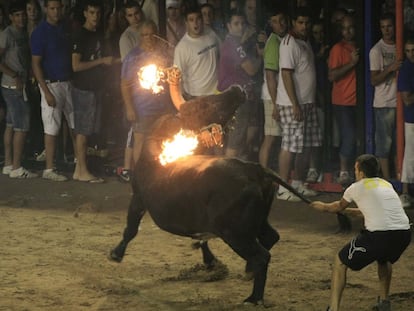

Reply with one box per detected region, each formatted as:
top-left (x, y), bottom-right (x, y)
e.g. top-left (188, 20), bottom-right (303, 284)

top-left (192, 241), bottom-right (217, 268)
top-left (109, 194), bottom-right (146, 262)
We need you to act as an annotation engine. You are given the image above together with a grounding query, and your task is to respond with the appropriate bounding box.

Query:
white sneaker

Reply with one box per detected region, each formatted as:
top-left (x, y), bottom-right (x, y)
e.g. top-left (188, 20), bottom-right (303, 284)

top-left (42, 169), bottom-right (68, 181)
top-left (9, 167), bottom-right (38, 179)
top-left (296, 184), bottom-right (318, 197)
top-left (400, 194), bottom-right (412, 209)
top-left (338, 171), bottom-right (353, 185)
top-left (2, 165), bottom-right (12, 175)
top-left (35, 149), bottom-right (46, 161)
top-left (276, 191), bottom-right (301, 202)
top-left (306, 169), bottom-right (319, 183)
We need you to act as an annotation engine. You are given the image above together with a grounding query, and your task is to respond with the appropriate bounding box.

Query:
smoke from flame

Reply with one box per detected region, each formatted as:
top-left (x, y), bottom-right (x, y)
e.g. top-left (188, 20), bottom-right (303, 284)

top-left (138, 64), bottom-right (164, 94)
top-left (159, 129), bottom-right (199, 165)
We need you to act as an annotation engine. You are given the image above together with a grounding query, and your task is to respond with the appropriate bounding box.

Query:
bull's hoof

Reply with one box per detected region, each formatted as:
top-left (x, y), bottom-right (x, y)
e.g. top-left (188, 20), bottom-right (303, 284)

top-left (108, 248), bottom-right (124, 263)
top-left (243, 297), bottom-right (265, 306)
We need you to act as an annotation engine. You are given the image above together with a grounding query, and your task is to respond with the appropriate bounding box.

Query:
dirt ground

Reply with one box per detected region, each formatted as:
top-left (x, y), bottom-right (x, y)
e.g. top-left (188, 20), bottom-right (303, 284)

top-left (1, 174), bottom-right (414, 311)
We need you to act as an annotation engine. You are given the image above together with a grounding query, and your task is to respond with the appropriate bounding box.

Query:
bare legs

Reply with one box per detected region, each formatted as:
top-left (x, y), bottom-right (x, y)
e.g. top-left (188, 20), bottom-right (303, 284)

top-left (329, 254), bottom-right (347, 311)
top-left (329, 255), bottom-right (392, 311)
top-left (4, 126), bottom-right (27, 169)
top-left (377, 262), bottom-right (392, 301)
top-left (44, 133), bottom-right (57, 170)
top-left (259, 135), bottom-right (280, 168)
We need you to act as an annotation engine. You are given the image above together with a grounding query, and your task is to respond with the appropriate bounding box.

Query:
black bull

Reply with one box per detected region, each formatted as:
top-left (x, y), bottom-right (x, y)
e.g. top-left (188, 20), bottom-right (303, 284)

top-left (109, 86), bottom-right (350, 304)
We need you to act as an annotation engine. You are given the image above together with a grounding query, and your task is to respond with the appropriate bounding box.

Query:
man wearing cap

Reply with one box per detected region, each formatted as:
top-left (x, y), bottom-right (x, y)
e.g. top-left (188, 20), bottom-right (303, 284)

top-left (166, 0), bottom-right (185, 50)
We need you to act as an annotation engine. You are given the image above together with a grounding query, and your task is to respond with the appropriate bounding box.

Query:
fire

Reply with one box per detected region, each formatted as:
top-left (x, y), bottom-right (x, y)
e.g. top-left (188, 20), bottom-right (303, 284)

top-left (159, 129), bottom-right (199, 166)
top-left (138, 64), bottom-right (164, 94)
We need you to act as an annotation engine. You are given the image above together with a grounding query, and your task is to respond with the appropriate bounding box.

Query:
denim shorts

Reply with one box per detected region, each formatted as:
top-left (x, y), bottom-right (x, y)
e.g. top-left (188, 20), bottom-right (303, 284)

top-left (131, 114), bottom-right (168, 135)
top-left (2, 87), bottom-right (30, 131)
top-left (374, 107), bottom-right (396, 158)
top-left (72, 87), bottom-right (101, 136)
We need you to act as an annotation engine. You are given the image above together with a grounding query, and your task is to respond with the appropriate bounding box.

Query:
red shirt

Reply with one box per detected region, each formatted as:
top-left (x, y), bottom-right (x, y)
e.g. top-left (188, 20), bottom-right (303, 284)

top-left (328, 40), bottom-right (357, 106)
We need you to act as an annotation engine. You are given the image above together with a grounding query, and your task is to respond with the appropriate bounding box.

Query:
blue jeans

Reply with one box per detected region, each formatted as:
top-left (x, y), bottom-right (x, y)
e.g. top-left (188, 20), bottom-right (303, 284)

top-left (374, 107), bottom-right (396, 158)
top-left (333, 105), bottom-right (356, 160)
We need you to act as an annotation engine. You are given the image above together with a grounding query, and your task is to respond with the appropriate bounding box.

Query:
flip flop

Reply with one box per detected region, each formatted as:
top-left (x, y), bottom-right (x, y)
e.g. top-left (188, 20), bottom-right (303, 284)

top-left (78, 177), bottom-right (105, 184)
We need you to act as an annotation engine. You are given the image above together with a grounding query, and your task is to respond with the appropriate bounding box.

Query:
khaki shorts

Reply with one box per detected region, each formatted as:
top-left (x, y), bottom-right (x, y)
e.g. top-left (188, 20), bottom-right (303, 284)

top-left (263, 99), bottom-right (281, 136)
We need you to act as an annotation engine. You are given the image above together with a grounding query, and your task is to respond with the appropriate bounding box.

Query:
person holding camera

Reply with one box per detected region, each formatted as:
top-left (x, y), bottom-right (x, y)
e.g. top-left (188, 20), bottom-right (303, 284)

top-left (217, 8), bottom-right (263, 159)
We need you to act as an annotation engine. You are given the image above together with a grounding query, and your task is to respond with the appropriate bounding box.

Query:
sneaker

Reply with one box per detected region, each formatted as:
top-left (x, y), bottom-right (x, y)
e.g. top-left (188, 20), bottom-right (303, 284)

top-left (338, 171), bottom-right (353, 185)
top-left (87, 147), bottom-right (109, 158)
top-left (306, 169), bottom-right (319, 183)
top-left (42, 169), bottom-right (68, 181)
top-left (372, 297), bottom-right (391, 311)
top-left (2, 165), bottom-right (12, 175)
top-left (296, 184), bottom-right (318, 197)
top-left (400, 193), bottom-right (412, 209)
top-left (9, 167), bottom-right (38, 179)
top-left (35, 149), bottom-right (46, 161)
top-left (118, 169), bottom-right (131, 183)
top-left (276, 190), bottom-right (301, 202)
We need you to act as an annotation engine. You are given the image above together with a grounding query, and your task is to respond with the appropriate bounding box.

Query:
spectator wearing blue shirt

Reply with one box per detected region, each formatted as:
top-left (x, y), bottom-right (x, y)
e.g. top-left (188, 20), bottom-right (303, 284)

top-left (31, 0), bottom-right (73, 181)
top-left (397, 38), bottom-right (414, 208)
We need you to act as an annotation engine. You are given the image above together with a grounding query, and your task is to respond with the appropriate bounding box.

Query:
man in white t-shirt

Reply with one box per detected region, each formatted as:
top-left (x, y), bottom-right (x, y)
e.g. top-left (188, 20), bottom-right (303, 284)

top-left (173, 5), bottom-right (220, 98)
top-left (276, 7), bottom-right (322, 201)
top-left (369, 13), bottom-right (402, 181)
top-left (311, 154), bottom-right (411, 311)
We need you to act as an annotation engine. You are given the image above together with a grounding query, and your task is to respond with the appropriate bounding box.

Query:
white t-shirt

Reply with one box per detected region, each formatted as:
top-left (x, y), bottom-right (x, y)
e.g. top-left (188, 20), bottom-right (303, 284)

top-left (276, 34), bottom-right (316, 106)
top-left (174, 29), bottom-right (220, 96)
top-left (369, 39), bottom-right (397, 108)
top-left (119, 26), bottom-right (140, 62)
top-left (343, 178), bottom-right (410, 231)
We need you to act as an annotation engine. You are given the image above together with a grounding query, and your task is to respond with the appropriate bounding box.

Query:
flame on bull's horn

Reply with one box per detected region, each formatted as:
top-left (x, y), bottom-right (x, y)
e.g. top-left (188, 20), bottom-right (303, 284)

top-left (159, 129), bottom-right (199, 165)
top-left (138, 64), bottom-right (164, 94)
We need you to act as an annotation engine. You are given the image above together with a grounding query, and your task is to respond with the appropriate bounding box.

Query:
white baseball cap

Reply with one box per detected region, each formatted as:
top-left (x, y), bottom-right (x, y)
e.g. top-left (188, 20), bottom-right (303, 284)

top-left (166, 0), bottom-right (180, 8)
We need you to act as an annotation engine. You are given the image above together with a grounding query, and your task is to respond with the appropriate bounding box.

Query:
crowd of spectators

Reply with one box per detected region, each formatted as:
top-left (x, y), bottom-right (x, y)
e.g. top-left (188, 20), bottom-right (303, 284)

top-left (0, 0), bottom-right (414, 207)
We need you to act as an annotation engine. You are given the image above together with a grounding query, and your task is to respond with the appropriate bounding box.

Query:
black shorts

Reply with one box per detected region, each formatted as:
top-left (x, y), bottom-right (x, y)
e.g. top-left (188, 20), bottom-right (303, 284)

top-left (338, 229), bottom-right (411, 271)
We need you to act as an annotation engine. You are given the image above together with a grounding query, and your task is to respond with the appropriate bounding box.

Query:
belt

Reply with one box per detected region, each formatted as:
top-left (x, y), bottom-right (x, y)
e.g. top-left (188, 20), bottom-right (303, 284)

top-left (1, 85), bottom-right (17, 89)
top-left (45, 79), bottom-right (68, 84)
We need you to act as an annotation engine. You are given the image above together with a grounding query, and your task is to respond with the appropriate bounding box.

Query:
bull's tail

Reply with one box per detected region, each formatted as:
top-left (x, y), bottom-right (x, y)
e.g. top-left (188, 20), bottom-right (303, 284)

top-left (264, 167), bottom-right (352, 232)
top-left (263, 168), bottom-right (311, 204)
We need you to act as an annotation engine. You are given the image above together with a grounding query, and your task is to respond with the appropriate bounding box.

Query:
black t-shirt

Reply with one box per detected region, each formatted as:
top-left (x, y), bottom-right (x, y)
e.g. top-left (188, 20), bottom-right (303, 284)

top-left (72, 27), bottom-right (105, 91)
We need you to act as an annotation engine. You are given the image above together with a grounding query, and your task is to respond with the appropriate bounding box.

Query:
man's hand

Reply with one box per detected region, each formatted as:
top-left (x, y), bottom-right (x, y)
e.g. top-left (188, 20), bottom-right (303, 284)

top-left (386, 59), bottom-right (403, 73)
top-left (125, 106), bottom-right (136, 122)
top-left (45, 90), bottom-right (56, 107)
top-left (272, 105), bottom-right (280, 121)
top-left (14, 76), bottom-right (23, 91)
top-left (199, 124), bottom-right (223, 148)
top-left (167, 66), bottom-right (181, 85)
top-left (292, 104), bottom-right (303, 121)
top-left (350, 48), bottom-right (360, 66)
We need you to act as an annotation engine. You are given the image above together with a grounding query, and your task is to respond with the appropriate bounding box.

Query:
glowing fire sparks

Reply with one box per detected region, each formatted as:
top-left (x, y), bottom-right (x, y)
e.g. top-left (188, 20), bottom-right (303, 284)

top-left (159, 130), bottom-right (199, 165)
top-left (138, 64), bottom-right (164, 94)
